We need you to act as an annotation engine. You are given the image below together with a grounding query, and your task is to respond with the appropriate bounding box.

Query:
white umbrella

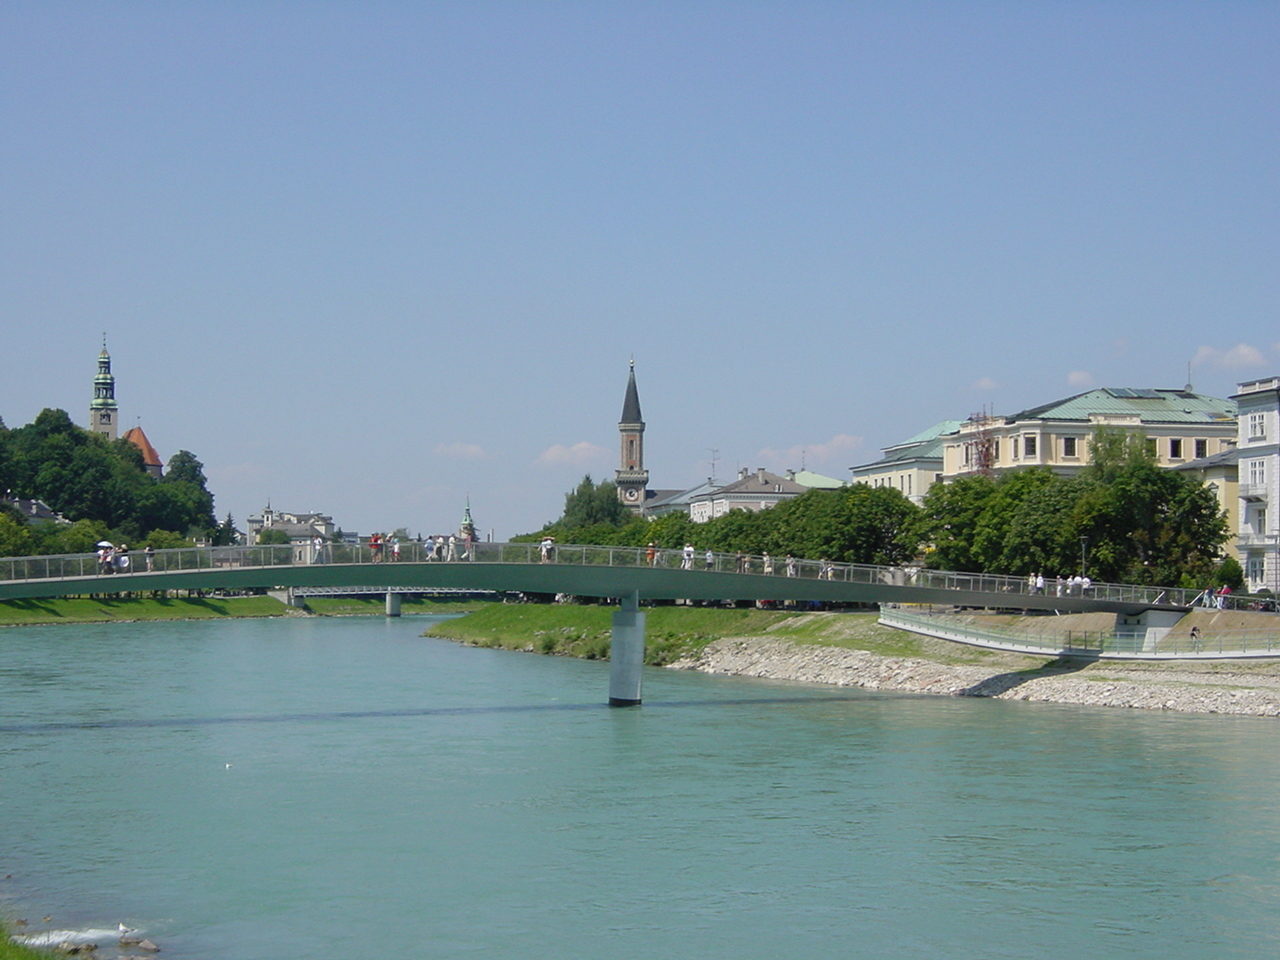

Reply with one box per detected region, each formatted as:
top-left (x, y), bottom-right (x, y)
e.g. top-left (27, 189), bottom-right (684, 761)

top-left (96, 541), bottom-right (113, 547)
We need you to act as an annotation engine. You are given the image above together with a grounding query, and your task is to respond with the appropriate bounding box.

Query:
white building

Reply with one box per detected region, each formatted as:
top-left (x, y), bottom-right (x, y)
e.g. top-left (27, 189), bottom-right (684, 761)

top-left (1234, 378), bottom-right (1280, 593)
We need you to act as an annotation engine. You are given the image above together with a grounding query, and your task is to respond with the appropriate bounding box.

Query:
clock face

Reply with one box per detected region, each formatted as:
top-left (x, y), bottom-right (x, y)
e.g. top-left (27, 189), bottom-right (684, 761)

top-left (624, 487), bottom-right (639, 501)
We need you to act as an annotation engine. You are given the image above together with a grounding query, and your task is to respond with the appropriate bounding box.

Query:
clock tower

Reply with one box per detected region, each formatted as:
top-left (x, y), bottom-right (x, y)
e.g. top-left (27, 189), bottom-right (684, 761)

top-left (89, 340), bottom-right (119, 440)
top-left (616, 360), bottom-right (649, 512)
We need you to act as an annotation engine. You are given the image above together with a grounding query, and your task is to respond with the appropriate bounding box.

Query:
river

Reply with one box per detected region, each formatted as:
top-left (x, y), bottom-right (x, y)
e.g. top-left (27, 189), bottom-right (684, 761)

top-left (1, 615), bottom-right (1278, 958)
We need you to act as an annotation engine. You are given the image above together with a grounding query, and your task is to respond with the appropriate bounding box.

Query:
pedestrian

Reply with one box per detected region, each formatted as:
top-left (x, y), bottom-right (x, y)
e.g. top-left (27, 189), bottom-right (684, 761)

top-left (116, 544), bottom-right (130, 573)
top-left (736, 552), bottom-right (747, 574)
top-left (681, 543), bottom-right (694, 571)
top-left (704, 549), bottom-right (714, 571)
top-left (763, 552), bottom-right (774, 575)
top-left (98, 543), bottom-right (113, 575)
top-left (433, 535), bottom-right (446, 561)
top-left (785, 555), bottom-right (797, 578)
top-left (370, 532), bottom-right (383, 563)
top-left (1034, 573), bottom-right (1045, 595)
top-left (1216, 584), bottom-right (1232, 609)
top-left (447, 535), bottom-right (458, 562)
top-left (144, 545), bottom-right (155, 572)
top-left (391, 536), bottom-right (401, 561)
top-left (540, 536), bottom-right (554, 563)
top-left (463, 532), bottom-right (474, 561)
top-left (312, 536), bottom-right (325, 564)
top-left (646, 542), bottom-right (657, 566)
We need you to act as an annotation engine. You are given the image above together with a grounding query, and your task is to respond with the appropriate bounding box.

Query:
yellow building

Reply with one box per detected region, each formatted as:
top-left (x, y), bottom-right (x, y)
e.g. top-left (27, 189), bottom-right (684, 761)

top-left (943, 388), bottom-right (1236, 480)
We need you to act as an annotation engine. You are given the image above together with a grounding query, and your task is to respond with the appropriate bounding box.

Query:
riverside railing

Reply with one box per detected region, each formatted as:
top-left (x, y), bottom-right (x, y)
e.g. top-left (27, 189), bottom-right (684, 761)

top-left (880, 606), bottom-right (1280, 659)
top-left (0, 540), bottom-right (1270, 614)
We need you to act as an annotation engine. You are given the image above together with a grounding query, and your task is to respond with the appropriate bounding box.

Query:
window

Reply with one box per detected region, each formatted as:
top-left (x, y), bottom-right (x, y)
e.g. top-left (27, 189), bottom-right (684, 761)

top-left (1023, 435), bottom-right (1037, 458)
top-left (992, 439), bottom-right (1000, 463)
top-left (1256, 508), bottom-right (1268, 534)
top-left (1011, 437), bottom-right (1020, 459)
top-left (1195, 439), bottom-right (1208, 459)
top-left (1250, 412), bottom-right (1267, 440)
top-left (1248, 557), bottom-right (1266, 585)
top-left (1249, 459), bottom-right (1267, 487)
top-left (1062, 436), bottom-right (1077, 458)
top-left (1170, 438), bottom-right (1183, 459)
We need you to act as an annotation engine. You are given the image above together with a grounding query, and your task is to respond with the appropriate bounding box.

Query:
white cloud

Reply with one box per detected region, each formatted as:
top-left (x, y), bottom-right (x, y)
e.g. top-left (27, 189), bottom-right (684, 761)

top-left (757, 433), bottom-right (864, 472)
top-left (434, 442), bottom-right (486, 460)
top-left (536, 441), bottom-right (609, 467)
top-left (972, 377), bottom-right (999, 391)
top-left (1193, 343), bottom-right (1266, 370)
top-left (1067, 370), bottom-right (1094, 388)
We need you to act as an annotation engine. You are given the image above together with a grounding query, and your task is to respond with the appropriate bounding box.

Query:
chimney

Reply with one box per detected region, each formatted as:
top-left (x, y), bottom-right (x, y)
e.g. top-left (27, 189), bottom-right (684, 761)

top-left (786, 469), bottom-right (795, 481)
top-left (739, 467), bottom-right (749, 480)
top-left (757, 467), bottom-right (766, 483)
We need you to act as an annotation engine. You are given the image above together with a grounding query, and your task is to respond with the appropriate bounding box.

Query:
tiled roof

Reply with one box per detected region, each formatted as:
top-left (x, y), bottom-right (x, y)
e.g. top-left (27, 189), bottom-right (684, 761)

top-left (1009, 388), bottom-right (1235, 425)
top-left (123, 426), bottom-right (163, 467)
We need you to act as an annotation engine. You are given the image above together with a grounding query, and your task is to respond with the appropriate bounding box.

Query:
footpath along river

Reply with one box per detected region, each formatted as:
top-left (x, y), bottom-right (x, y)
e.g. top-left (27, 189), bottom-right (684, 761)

top-left (2, 615), bottom-right (1279, 959)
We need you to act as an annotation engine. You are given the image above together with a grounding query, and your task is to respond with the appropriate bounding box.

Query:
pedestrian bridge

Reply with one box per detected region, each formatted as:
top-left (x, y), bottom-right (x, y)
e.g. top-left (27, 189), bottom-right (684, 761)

top-left (0, 541), bottom-right (1201, 704)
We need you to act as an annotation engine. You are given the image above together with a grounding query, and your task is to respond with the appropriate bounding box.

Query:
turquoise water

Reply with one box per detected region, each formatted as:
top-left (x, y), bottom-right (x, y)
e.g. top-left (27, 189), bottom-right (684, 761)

top-left (2, 615), bottom-right (1280, 959)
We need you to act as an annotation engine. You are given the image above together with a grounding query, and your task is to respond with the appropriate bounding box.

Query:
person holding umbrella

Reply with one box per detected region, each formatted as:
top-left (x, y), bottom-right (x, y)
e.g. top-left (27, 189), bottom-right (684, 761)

top-left (96, 541), bottom-right (114, 574)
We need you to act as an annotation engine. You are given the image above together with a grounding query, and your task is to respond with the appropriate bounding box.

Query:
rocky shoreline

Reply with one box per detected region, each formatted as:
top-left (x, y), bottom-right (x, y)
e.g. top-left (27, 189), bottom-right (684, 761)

top-left (670, 637), bottom-right (1280, 717)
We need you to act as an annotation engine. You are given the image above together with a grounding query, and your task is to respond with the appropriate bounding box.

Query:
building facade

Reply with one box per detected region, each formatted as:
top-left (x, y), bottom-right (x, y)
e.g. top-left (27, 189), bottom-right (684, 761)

top-left (942, 388), bottom-right (1236, 481)
top-left (851, 420), bottom-right (961, 504)
top-left (688, 467), bottom-right (808, 523)
top-left (1233, 378), bottom-right (1280, 592)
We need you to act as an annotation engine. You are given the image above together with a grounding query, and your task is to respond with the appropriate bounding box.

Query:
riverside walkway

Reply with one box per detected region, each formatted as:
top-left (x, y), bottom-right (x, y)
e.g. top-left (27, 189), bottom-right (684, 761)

top-left (0, 541), bottom-right (1227, 702)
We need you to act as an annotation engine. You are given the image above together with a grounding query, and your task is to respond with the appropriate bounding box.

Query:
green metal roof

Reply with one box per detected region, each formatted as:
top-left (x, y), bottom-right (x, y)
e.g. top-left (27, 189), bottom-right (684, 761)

top-left (1009, 388), bottom-right (1235, 424)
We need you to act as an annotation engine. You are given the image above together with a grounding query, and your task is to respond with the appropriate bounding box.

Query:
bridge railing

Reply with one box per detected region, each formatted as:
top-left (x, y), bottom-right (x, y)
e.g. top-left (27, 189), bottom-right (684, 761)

top-left (881, 607), bottom-right (1280, 659)
top-left (0, 539), bottom-right (1261, 613)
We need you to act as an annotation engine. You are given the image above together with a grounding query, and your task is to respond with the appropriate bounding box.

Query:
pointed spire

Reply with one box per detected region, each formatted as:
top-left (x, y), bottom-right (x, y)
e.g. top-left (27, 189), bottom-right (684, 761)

top-left (620, 360), bottom-right (643, 425)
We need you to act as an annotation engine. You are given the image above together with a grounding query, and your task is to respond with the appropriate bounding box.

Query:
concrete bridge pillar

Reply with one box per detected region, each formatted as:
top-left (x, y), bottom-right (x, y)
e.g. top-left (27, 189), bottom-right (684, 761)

top-left (609, 590), bottom-right (645, 707)
top-left (385, 591), bottom-right (402, 617)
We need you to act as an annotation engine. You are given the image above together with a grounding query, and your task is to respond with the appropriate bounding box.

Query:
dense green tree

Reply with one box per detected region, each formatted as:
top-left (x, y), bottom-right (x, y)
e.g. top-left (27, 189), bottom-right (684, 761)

top-left (559, 475), bottom-right (631, 530)
top-left (915, 426), bottom-right (1229, 586)
top-left (256, 528), bottom-right (291, 545)
top-left (912, 474), bottom-right (998, 571)
top-left (0, 408), bottom-right (220, 555)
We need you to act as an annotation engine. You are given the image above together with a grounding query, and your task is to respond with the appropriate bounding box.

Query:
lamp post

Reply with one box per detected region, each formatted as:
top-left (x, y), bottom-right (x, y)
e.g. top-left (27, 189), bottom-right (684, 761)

top-left (1079, 536), bottom-right (1088, 578)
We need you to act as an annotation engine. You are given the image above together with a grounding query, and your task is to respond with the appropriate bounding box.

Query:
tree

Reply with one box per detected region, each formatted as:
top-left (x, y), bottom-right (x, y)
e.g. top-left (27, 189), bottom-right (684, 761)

top-left (257, 528), bottom-right (291, 545)
top-left (913, 474), bottom-right (998, 571)
top-left (559, 475), bottom-right (631, 530)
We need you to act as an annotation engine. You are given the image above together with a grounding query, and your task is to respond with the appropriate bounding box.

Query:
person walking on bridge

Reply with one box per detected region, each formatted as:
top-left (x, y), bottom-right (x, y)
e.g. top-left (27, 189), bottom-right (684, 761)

top-left (681, 543), bottom-right (694, 570)
top-left (704, 549), bottom-right (714, 571)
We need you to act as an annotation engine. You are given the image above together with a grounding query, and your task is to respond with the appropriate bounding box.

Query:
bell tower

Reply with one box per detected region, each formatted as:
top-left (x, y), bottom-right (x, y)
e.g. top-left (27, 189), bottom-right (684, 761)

top-left (89, 338), bottom-right (119, 440)
top-left (616, 360), bottom-right (649, 511)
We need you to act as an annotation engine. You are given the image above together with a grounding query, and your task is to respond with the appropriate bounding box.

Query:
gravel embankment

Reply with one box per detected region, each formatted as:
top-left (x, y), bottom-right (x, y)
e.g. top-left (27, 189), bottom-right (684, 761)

top-left (670, 637), bottom-right (1280, 716)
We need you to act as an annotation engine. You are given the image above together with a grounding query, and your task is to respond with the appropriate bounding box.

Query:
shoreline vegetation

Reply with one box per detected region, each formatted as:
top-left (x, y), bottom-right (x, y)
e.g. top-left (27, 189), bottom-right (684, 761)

top-left (0, 594), bottom-right (483, 627)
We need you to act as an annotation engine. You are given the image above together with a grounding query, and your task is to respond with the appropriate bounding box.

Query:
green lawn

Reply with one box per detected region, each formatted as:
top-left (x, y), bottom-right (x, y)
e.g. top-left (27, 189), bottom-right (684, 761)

top-left (425, 602), bottom-right (1050, 669)
top-left (303, 596), bottom-right (484, 617)
top-left (0, 594), bottom-right (291, 626)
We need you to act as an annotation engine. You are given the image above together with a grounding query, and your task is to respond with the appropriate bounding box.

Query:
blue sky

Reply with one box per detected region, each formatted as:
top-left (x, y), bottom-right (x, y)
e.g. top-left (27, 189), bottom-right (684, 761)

top-left (2, 2), bottom-right (1277, 539)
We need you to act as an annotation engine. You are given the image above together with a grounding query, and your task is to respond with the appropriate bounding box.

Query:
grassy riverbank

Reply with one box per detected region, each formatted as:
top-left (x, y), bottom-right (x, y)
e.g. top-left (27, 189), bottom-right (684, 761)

top-left (0, 595), bottom-right (292, 626)
top-left (302, 597), bottom-right (483, 617)
top-left (0, 924), bottom-right (54, 960)
top-left (0, 594), bottom-right (485, 627)
top-left (422, 603), bottom-right (1041, 668)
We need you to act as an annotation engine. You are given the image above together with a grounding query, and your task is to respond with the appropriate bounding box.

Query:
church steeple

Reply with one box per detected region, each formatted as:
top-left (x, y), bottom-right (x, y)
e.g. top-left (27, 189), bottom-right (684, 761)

top-left (616, 359), bottom-right (649, 511)
top-left (89, 336), bottom-right (118, 440)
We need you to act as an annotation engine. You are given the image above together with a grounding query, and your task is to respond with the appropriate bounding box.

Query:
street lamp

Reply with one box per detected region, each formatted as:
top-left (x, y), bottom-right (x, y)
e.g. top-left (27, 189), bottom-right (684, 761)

top-left (1079, 536), bottom-right (1088, 578)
